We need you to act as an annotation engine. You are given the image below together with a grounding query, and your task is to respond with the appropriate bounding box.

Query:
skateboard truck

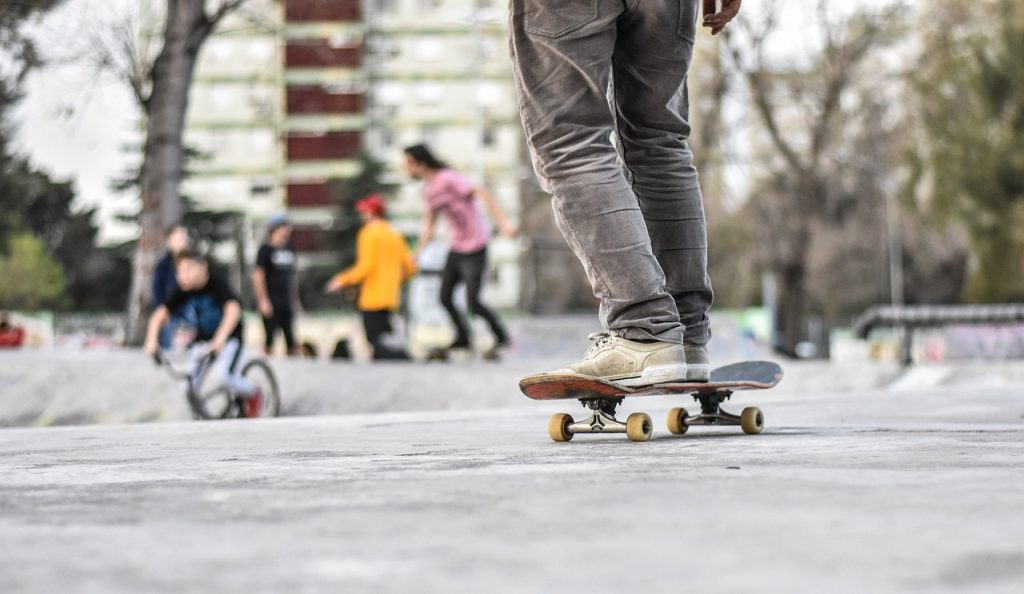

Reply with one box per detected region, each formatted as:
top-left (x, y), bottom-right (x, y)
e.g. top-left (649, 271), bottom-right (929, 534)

top-left (548, 398), bottom-right (654, 442)
top-left (571, 398), bottom-right (628, 434)
top-left (666, 389), bottom-right (764, 435)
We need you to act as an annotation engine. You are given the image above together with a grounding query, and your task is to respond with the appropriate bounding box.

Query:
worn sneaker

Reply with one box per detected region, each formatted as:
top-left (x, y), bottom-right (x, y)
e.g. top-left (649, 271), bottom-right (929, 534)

top-left (549, 331), bottom-right (687, 387)
top-left (684, 343), bottom-right (711, 382)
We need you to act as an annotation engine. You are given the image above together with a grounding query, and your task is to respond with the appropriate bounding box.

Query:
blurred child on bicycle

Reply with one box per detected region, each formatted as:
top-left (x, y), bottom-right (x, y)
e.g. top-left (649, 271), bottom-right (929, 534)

top-left (144, 250), bottom-right (260, 408)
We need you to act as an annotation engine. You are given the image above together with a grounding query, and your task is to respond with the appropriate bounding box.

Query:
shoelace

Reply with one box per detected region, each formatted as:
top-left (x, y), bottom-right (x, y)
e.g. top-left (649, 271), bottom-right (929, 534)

top-left (585, 331), bottom-right (620, 356)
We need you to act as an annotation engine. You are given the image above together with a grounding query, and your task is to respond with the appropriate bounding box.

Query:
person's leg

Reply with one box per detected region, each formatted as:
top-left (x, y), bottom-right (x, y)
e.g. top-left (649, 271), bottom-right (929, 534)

top-left (211, 339), bottom-right (255, 395)
top-left (158, 315), bottom-right (178, 350)
top-left (613, 0), bottom-right (713, 378)
top-left (261, 313), bottom-right (276, 355)
top-left (277, 304), bottom-right (297, 355)
top-left (362, 309), bottom-right (388, 358)
top-left (365, 310), bottom-right (410, 360)
top-left (509, 0), bottom-right (683, 344)
top-left (460, 247), bottom-right (509, 346)
top-left (438, 251), bottom-right (471, 348)
top-left (614, 0), bottom-right (712, 344)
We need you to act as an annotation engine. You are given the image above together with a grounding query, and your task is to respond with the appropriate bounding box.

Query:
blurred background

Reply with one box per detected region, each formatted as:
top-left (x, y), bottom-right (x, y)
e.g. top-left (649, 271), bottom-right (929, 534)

top-left (1, 0), bottom-right (1022, 375)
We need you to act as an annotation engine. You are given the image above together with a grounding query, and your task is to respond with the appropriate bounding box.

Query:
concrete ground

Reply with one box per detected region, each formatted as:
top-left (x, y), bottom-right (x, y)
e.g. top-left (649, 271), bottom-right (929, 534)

top-left (2, 384), bottom-right (1023, 593)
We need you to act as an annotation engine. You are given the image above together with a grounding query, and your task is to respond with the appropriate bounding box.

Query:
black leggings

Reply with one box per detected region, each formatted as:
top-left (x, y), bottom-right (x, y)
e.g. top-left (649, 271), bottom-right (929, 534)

top-left (262, 304), bottom-right (295, 352)
top-left (362, 310), bottom-right (409, 360)
top-left (440, 247), bottom-right (508, 347)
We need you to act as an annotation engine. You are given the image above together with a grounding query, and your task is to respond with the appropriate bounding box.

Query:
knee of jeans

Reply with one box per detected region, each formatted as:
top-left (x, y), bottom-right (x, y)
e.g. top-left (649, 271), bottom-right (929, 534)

top-left (534, 138), bottom-right (622, 183)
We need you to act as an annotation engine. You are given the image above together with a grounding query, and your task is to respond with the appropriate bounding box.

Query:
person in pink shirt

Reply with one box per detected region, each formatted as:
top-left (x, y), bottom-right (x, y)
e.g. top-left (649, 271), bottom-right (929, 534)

top-left (404, 144), bottom-right (517, 359)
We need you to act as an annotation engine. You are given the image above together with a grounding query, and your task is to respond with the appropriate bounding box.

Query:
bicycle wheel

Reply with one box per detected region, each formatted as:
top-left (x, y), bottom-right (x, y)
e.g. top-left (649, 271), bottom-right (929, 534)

top-left (187, 357), bottom-right (236, 420)
top-left (188, 384), bottom-right (235, 420)
top-left (241, 359), bottom-right (281, 418)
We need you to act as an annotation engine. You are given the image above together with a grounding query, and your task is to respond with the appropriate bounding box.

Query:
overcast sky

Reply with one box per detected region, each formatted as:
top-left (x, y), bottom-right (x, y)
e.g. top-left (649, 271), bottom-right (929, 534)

top-left (11, 0), bottom-right (914, 244)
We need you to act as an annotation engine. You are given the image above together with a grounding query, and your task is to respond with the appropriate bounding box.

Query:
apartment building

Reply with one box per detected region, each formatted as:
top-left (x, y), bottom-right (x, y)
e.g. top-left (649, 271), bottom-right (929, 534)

top-left (362, 0), bottom-right (522, 307)
top-left (147, 0), bottom-right (521, 307)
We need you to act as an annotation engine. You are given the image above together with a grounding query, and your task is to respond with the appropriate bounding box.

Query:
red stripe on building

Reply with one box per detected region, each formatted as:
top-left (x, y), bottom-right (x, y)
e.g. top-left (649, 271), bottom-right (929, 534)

top-left (285, 0), bottom-right (361, 22)
top-left (287, 182), bottom-right (335, 207)
top-left (286, 41), bottom-right (362, 69)
top-left (289, 227), bottom-right (324, 252)
top-left (286, 132), bottom-right (362, 161)
top-left (287, 86), bottom-right (363, 115)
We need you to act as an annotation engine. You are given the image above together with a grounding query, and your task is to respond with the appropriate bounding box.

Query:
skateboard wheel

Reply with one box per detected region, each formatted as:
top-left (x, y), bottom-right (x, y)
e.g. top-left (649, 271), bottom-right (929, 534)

top-left (666, 407), bottom-right (689, 435)
top-left (625, 412), bottom-right (653, 442)
top-left (548, 413), bottom-right (574, 442)
top-left (740, 407), bottom-right (764, 435)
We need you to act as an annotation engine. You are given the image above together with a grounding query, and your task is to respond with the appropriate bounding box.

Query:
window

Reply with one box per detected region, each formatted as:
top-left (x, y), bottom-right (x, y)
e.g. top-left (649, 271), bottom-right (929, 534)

top-left (420, 125), bottom-right (440, 145)
top-left (250, 177), bottom-right (275, 196)
top-left (482, 127), bottom-right (496, 147)
top-left (379, 127), bottom-right (396, 148)
top-left (415, 39), bottom-right (444, 61)
top-left (415, 83), bottom-right (444, 105)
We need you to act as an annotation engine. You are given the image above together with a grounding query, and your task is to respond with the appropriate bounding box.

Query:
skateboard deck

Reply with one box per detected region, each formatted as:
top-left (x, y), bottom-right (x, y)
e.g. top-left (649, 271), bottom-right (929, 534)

top-left (519, 360), bottom-right (783, 401)
top-left (518, 361), bottom-right (784, 442)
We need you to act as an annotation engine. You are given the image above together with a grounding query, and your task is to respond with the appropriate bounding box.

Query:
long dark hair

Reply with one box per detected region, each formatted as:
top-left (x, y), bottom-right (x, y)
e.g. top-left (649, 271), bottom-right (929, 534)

top-left (404, 144), bottom-right (448, 171)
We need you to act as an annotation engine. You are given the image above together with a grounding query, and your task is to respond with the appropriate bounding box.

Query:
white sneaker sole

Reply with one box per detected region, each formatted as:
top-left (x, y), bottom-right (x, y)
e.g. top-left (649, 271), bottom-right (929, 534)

top-left (685, 364), bottom-right (711, 382)
top-left (616, 363), bottom-right (688, 387)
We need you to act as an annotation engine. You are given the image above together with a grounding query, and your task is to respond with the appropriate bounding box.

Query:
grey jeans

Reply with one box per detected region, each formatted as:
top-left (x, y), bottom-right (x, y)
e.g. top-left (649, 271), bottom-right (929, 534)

top-left (509, 0), bottom-right (712, 346)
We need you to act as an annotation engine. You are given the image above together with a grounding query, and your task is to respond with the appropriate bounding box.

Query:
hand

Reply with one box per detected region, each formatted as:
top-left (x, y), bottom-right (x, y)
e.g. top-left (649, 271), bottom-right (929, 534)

top-left (258, 298), bottom-right (273, 317)
top-left (209, 338), bottom-right (226, 355)
top-left (144, 339), bottom-right (158, 360)
top-left (324, 279), bottom-right (341, 294)
top-left (703, 0), bottom-right (741, 35)
top-left (500, 222), bottom-right (518, 239)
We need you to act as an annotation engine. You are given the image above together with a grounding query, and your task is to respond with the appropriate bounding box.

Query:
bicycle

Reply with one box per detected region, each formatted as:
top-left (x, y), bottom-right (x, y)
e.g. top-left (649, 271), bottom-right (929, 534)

top-left (153, 346), bottom-right (281, 420)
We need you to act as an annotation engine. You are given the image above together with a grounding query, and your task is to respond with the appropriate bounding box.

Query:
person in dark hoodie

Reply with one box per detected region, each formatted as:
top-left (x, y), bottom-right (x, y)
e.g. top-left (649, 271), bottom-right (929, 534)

top-left (152, 225), bottom-right (190, 349)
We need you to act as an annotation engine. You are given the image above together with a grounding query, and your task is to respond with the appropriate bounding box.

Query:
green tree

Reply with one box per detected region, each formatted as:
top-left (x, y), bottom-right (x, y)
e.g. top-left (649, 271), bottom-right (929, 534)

top-left (911, 0), bottom-right (1024, 301)
top-left (92, 0), bottom-right (254, 342)
top-left (0, 233), bottom-right (66, 309)
top-left (0, 1), bottom-right (64, 80)
top-left (724, 0), bottom-right (905, 354)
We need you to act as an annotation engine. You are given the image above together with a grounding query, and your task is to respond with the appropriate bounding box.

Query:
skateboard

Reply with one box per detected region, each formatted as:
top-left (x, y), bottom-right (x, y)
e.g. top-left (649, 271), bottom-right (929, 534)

top-left (519, 360), bottom-right (783, 442)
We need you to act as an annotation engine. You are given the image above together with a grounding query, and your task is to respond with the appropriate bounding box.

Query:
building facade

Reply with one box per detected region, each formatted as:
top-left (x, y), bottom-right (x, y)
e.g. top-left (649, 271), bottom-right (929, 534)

top-left (149, 0), bottom-right (521, 308)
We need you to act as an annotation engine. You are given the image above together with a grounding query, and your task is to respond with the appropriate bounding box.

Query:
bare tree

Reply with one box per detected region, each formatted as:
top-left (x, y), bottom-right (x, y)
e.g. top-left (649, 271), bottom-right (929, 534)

top-left (722, 0), bottom-right (904, 354)
top-left (93, 0), bottom-right (252, 344)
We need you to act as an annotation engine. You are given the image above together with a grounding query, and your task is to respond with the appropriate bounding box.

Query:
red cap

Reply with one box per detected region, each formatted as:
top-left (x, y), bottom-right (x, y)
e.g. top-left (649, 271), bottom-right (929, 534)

top-left (355, 193), bottom-right (387, 217)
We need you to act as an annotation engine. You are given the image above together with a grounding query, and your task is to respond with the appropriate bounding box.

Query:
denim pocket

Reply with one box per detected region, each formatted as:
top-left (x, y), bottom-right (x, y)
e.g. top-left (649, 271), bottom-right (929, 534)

top-left (525, 0), bottom-right (599, 38)
top-left (677, 0), bottom-right (698, 44)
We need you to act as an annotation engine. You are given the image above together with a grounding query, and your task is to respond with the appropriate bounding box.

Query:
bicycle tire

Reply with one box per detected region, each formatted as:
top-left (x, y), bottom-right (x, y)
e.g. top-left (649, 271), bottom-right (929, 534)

top-left (186, 357), bottom-right (236, 420)
top-left (241, 359), bottom-right (281, 418)
top-left (187, 385), bottom-right (235, 420)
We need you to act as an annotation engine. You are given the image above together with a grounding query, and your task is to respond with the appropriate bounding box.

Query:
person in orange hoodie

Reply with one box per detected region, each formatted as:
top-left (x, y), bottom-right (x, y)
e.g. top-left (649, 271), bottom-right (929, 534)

top-left (325, 194), bottom-right (417, 360)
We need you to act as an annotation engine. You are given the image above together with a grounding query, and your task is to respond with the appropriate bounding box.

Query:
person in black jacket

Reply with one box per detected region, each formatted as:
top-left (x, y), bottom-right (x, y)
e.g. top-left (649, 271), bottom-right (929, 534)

top-left (152, 225), bottom-right (190, 349)
top-left (253, 214), bottom-right (301, 356)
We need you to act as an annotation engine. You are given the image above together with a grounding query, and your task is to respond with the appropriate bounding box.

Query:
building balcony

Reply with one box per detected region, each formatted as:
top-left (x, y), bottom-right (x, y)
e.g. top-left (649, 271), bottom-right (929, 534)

top-left (286, 86), bottom-right (364, 115)
top-left (287, 182), bottom-right (335, 208)
top-left (286, 41), bottom-right (362, 69)
top-left (285, 0), bottom-right (361, 22)
top-left (286, 132), bottom-right (362, 161)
